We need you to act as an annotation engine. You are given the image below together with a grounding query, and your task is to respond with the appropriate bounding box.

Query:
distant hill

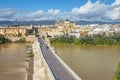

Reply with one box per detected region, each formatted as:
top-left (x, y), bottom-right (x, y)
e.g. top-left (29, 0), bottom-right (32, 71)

top-left (0, 20), bottom-right (56, 26)
top-left (76, 20), bottom-right (120, 25)
top-left (0, 20), bottom-right (119, 26)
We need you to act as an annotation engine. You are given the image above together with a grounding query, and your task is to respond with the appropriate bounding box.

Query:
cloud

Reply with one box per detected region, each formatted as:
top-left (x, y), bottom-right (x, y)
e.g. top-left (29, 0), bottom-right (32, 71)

top-left (0, 0), bottom-right (120, 21)
top-left (0, 8), bottom-right (17, 21)
top-left (105, 10), bottom-right (120, 20)
top-left (28, 10), bottom-right (45, 19)
top-left (48, 9), bottom-right (61, 15)
top-left (112, 0), bottom-right (120, 6)
top-left (71, 0), bottom-right (103, 14)
top-left (26, 0), bottom-right (120, 21)
top-left (27, 9), bottom-right (61, 21)
top-left (104, 0), bottom-right (120, 20)
top-left (71, 0), bottom-right (120, 21)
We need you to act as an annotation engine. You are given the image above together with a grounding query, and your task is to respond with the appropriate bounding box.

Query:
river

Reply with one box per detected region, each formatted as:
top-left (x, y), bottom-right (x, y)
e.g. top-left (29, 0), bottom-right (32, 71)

top-left (0, 43), bottom-right (31, 80)
top-left (52, 44), bottom-right (120, 80)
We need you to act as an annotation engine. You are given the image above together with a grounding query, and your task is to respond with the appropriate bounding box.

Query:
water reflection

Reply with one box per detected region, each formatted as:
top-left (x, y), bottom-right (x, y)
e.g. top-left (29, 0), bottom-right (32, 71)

top-left (52, 44), bottom-right (120, 80)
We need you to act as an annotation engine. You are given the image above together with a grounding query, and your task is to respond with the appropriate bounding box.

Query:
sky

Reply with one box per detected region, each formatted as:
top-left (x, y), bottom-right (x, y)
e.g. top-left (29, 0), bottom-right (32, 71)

top-left (0, 0), bottom-right (120, 21)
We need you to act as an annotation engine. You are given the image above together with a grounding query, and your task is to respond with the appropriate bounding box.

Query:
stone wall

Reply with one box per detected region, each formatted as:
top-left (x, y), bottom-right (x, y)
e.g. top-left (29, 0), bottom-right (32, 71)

top-left (25, 37), bottom-right (37, 42)
top-left (7, 37), bottom-right (37, 42)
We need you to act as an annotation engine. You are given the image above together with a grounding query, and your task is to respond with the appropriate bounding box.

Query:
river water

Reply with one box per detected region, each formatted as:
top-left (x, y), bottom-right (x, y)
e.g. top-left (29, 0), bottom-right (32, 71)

top-left (0, 43), bottom-right (31, 80)
top-left (52, 44), bottom-right (120, 80)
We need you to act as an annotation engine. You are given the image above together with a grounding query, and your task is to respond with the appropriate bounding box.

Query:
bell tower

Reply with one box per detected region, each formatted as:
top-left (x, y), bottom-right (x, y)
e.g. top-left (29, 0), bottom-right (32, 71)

top-left (55, 18), bottom-right (60, 28)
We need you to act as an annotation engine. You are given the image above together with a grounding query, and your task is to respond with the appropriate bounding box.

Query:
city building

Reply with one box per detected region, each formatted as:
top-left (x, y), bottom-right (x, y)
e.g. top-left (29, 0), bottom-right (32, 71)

top-left (0, 20), bottom-right (120, 38)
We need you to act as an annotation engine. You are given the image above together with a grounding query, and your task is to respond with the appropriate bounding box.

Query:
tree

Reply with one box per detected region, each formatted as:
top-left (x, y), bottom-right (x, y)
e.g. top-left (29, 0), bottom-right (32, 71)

top-left (115, 62), bottom-right (120, 80)
top-left (0, 35), bottom-right (11, 44)
top-left (74, 38), bottom-right (79, 44)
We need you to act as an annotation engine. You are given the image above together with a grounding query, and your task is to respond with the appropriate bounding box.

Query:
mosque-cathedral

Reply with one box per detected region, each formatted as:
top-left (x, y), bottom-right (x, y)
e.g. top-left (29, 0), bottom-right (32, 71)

top-left (0, 19), bottom-right (91, 37)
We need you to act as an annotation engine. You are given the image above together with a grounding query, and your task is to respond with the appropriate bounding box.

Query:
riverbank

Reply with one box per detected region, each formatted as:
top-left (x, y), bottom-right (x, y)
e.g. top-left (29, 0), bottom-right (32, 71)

top-left (51, 42), bottom-right (120, 47)
top-left (0, 34), bottom-right (37, 44)
top-left (0, 35), bottom-right (11, 44)
top-left (50, 35), bottom-right (120, 45)
top-left (7, 36), bottom-right (37, 43)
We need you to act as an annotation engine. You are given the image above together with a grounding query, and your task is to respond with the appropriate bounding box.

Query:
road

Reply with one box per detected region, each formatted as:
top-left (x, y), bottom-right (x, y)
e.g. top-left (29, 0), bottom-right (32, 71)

top-left (38, 37), bottom-right (77, 80)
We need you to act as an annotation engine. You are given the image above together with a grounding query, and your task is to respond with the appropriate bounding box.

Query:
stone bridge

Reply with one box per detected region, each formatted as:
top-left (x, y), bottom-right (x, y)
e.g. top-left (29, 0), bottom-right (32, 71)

top-left (32, 37), bottom-right (81, 80)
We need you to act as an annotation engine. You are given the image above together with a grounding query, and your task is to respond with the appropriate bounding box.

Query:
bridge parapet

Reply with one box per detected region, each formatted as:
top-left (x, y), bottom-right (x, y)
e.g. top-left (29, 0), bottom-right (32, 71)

top-left (33, 37), bottom-right (82, 80)
top-left (32, 41), bottom-right (55, 80)
top-left (50, 47), bottom-right (81, 80)
top-left (44, 39), bottom-right (82, 80)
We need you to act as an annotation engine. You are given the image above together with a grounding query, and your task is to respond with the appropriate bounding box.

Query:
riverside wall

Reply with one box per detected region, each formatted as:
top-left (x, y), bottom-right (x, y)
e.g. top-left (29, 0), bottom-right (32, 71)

top-left (32, 40), bottom-right (55, 80)
top-left (8, 37), bottom-right (37, 42)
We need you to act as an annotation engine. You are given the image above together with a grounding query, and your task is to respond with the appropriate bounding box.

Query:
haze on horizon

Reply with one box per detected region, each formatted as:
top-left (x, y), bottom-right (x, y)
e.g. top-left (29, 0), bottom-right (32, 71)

top-left (0, 0), bottom-right (120, 22)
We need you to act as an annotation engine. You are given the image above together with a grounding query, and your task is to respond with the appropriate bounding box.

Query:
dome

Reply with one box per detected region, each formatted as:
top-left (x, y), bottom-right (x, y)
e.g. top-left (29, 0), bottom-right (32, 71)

top-left (65, 19), bottom-right (70, 21)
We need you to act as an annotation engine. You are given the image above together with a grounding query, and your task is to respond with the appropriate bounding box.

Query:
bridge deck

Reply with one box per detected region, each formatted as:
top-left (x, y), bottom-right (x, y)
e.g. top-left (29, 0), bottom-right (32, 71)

top-left (38, 38), bottom-right (78, 80)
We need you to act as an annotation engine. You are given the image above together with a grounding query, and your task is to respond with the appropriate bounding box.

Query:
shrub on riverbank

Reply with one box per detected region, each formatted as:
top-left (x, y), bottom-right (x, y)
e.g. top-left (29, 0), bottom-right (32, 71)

top-left (0, 35), bottom-right (11, 44)
top-left (50, 34), bottom-right (120, 45)
top-left (114, 62), bottom-right (120, 80)
top-left (27, 49), bottom-right (34, 58)
top-left (51, 35), bottom-right (75, 44)
top-left (16, 37), bottom-right (26, 43)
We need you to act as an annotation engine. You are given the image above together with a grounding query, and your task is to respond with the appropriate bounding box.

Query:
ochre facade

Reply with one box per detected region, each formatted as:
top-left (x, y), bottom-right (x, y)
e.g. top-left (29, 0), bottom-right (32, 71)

top-left (0, 27), bottom-right (27, 36)
top-left (0, 20), bottom-right (91, 37)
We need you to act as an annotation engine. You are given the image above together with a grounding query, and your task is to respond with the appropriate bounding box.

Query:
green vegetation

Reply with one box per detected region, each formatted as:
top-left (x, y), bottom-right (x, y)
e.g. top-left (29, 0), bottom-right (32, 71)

top-left (16, 37), bottom-right (26, 43)
top-left (27, 49), bottom-right (34, 58)
top-left (114, 62), bottom-right (120, 80)
top-left (0, 35), bottom-right (11, 44)
top-left (50, 34), bottom-right (120, 45)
